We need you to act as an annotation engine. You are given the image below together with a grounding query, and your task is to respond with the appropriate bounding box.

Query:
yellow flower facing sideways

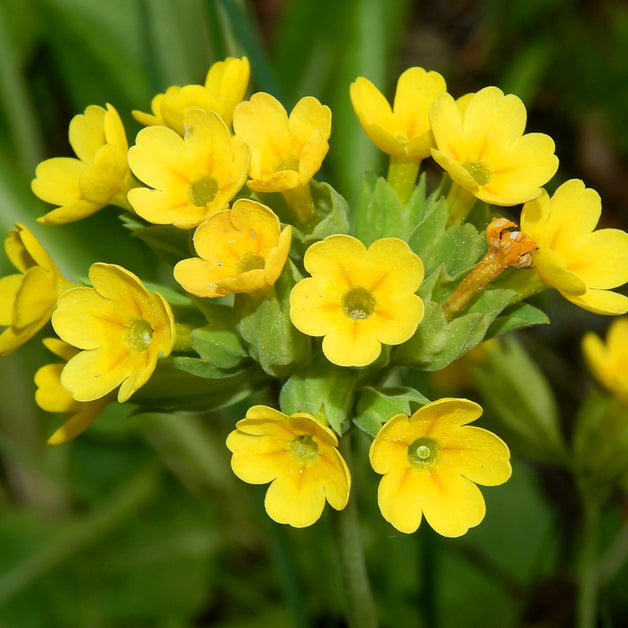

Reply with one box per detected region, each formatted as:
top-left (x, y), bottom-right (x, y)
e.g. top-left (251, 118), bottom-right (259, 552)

top-left (350, 66), bottom-right (447, 159)
top-left (369, 398), bottom-right (511, 537)
top-left (132, 56), bottom-right (250, 134)
top-left (226, 405), bottom-right (351, 527)
top-left (232, 92), bottom-right (331, 193)
top-left (290, 235), bottom-right (424, 367)
top-left (35, 339), bottom-right (110, 445)
top-left (32, 104), bottom-right (135, 224)
top-left (174, 199), bottom-right (292, 298)
top-left (430, 86), bottom-right (558, 206)
top-left (0, 224), bottom-right (72, 356)
top-left (52, 263), bottom-right (176, 403)
top-left (521, 179), bottom-right (628, 315)
top-left (128, 109), bottom-right (250, 229)
top-left (582, 317), bottom-right (628, 405)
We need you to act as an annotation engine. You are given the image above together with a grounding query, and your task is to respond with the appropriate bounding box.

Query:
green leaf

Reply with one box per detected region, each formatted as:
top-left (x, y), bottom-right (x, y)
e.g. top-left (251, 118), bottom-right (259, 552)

top-left (279, 352), bottom-right (358, 435)
top-left (235, 261), bottom-right (310, 378)
top-left (487, 301), bottom-right (550, 337)
top-left (122, 216), bottom-right (193, 265)
top-left (354, 386), bottom-right (430, 437)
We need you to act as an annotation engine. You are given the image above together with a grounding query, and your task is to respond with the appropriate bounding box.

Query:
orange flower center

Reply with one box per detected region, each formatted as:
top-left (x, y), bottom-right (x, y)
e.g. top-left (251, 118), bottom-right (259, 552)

top-left (342, 286), bottom-right (375, 320)
top-left (125, 318), bottom-right (154, 352)
top-left (189, 176), bottom-right (219, 207)
top-left (407, 436), bottom-right (439, 468)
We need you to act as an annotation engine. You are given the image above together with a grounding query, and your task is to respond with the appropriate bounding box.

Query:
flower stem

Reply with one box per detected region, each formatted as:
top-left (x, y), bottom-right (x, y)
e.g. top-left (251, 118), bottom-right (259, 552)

top-left (387, 156), bottom-right (420, 204)
top-left (282, 183), bottom-right (316, 223)
top-left (333, 434), bottom-right (378, 628)
top-left (576, 498), bottom-right (600, 628)
top-left (446, 182), bottom-right (476, 226)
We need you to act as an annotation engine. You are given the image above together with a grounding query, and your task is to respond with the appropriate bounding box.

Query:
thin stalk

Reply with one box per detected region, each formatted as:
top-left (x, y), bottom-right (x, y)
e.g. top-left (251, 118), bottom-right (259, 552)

top-left (446, 182), bottom-right (476, 226)
top-left (387, 156), bottom-right (420, 205)
top-left (576, 498), bottom-right (600, 628)
top-left (332, 434), bottom-right (378, 628)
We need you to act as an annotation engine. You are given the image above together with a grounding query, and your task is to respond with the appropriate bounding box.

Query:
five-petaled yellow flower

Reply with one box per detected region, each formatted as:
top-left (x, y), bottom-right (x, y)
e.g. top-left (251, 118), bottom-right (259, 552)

top-left (32, 104), bottom-right (135, 224)
top-left (174, 199), bottom-right (292, 298)
top-left (132, 56), bottom-right (250, 134)
top-left (233, 92), bottom-right (331, 193)
top-left (582, 317), bottom-right (628, 405)
top-left (369, 398), bottom-right (511, 537)
top-left (35, 338), bottom-right (110, 445)
top-left (290, 235), bottom-right (424, 367)
top-left (521, 179), bottom-right (628, 315)
top-left (0, 224), bottom-right (72, 356)
top-left (350, 67), bottom-right (446, 159)
top-left (430, 86), bottom-right (558, 206)
top-left (226, 405), bottom-right (351, 527)
top-left (127, 109), bottom-right (250, 229)
top-left (52, 263), bottom-right (176, 403)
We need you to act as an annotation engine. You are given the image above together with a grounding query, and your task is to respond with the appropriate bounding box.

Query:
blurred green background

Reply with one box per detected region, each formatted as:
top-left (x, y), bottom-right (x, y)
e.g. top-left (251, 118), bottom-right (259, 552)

top-left (1, 0), bottom-right (628, 626)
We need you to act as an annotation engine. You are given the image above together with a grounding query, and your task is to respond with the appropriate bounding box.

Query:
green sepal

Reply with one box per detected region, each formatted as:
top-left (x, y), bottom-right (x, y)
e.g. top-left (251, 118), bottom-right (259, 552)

top-left (487, 301), bottom-right (550, 337)
top-left (395, 289), bottom-right (517, 371)
top-left (471, 337), bottom-right (568, 466)
top-left (235, 260), bottom-right (310, 378)
top-left (188, 303), bottom-right (248, 370)
top-left (121, 215), bottom-right (193, 265)
top-left (279, 352), bottom-right (357, 435)
top-left (353, 386), bottom-right (431, 437)
top-left (572, 392), bottom-right (628, 496)
top-left (131, 361), bottom-right (267, 412)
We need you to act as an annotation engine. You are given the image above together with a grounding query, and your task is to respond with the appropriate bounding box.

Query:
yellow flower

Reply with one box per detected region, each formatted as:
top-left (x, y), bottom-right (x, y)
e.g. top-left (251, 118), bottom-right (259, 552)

top-left (290, 235), bottom-right (424, 367)
top-left (51, 263), bottom-right (176, 403)
top-left (369, 398), bottom-right (511, 537)
top-left (583, 318), bottom-right (628, 405)
top-left (32, 104), bottom-right (134, 224)
top-left (132, 56), bottom-right (250, 134)
top-left (127, 109), bottom-right (250, 229)
top-left (0, 224), bottom-right (71, 356)
top-left (226, 405), bottom-right (351, 527)
top-left (232, 92), bottom-right (331, 192)
top-left (521, 179), bottom-right (628, 314)
top-left (174, 199), bottom-right (292, 298)
top-left (430, 87), bottom-right (558, 206)
top-left (350, 67), bottom-right (446, 159)
top-left (35, 338), bottom-right (110, 445)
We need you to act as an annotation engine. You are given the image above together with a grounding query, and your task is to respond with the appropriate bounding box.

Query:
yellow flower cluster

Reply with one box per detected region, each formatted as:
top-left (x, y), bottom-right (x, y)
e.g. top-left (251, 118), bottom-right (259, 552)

top-left (6, 54), bottom-right (628, 540)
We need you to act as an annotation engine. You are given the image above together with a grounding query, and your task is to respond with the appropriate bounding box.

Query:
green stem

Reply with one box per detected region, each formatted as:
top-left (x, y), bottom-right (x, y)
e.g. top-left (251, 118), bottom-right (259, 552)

top-left (446, 182), bottom-right (476, 226)
top-left (387, 156), bottom-right (420, 204)
top-left (597, 521), bottom-right (628, 587)
top-left (333, 434), bottom-right (378, 628)
top-left (576, 498), bottom-right (600, 628)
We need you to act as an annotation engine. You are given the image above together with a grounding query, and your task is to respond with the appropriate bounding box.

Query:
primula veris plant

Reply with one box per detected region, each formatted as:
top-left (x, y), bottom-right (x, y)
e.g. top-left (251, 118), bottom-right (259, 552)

top-left (520, 179), bottom-right (628, 315)
top-left (0, 224), bottom-right (73, 356)
top-left (35, 338), bottom-right (110, 445)
top-left (32, 104), bottom-right (135, 225)
top-left (9, 55), bottom-right (628, 628)
top-left (226, 405), bottom-right (351, 527)
top-left (128, 109), bottom-right (250, 228)
top-left (52, 263), bottom-right (175, 403)
top-left (369, 398), bottom-right (511, 536)
top-left (289, 235), bottom-right (424, 367)
top-left (582, 317), bottom-right (628, 404)
top-left (174, 199), bottom-right (292, 298)
top-left (132, 56), bottom-right (250, 133)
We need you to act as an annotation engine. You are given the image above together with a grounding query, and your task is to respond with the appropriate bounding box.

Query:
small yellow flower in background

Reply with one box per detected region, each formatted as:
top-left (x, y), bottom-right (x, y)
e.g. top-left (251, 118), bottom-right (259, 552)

top-left (232, 92), bottom-right (331, 193)
top-left (35, 339), bottom-right (110, 445)
top-left (430, 86), bottom-right (558, 206)
top-left (583, 318), bottom-right (628, 405)
top-left (0, 224), bottom-right (72, 356)
top-left (52, 263), bottom-right (176, 403)
top-left (369, 398), bottom-right (511, 537)
top-left (127, 109), bottom-right (250, 229)
top-left (226, 405), bottom-right (351, 527)
top-left (174, 199), bottom-right (292, 298)
top-left (521, 179), bottom-right (628, 315)
top-left (290, 235), bottom-right (424, 367)
top-left (350, 67), bottom-right (446, 159)
top-left (132, 56), bottom-right (250, 134)
top-left (32, 104), bottom-right (135, 225)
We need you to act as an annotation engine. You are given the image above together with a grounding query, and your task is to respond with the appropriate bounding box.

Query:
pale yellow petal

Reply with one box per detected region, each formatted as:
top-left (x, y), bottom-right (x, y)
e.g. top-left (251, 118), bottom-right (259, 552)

top-left (568, 229), bottom-right (628, 289)
top-left (34, 363), bottom-right (77, 413)
top-left (174, 257), bottom-right (228, 298)
top-left (264, 474), bottom-right (327, 527)
top-left (374, 293), bottom-right (423, 345)
top-left (321, 324), bottom-right (381, 367)
top-left (0, 274), bottom-right (21, 325)
top-left (377, 467), bottom-right (424, 534)
top-left (365, 237), bottom-right (424, 295)
top-left (532, 248), bottom-right (587, 296)
top-left (430, 92), bottom-right (467, 162)
top-left (567, 288), bottom-right (628, 316)
top-left (69, 105), bottom-right (106, 163)
top-left (32, 158), bottom-right (84, 206)
top-left (47, 402), bottom-right (104, 446)
top-left (12, 266), bottom-right (56, 328)
top-left (61, 347), bottom-right (127, 402)
top-left (303, 235), bottom-right (366, 285)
